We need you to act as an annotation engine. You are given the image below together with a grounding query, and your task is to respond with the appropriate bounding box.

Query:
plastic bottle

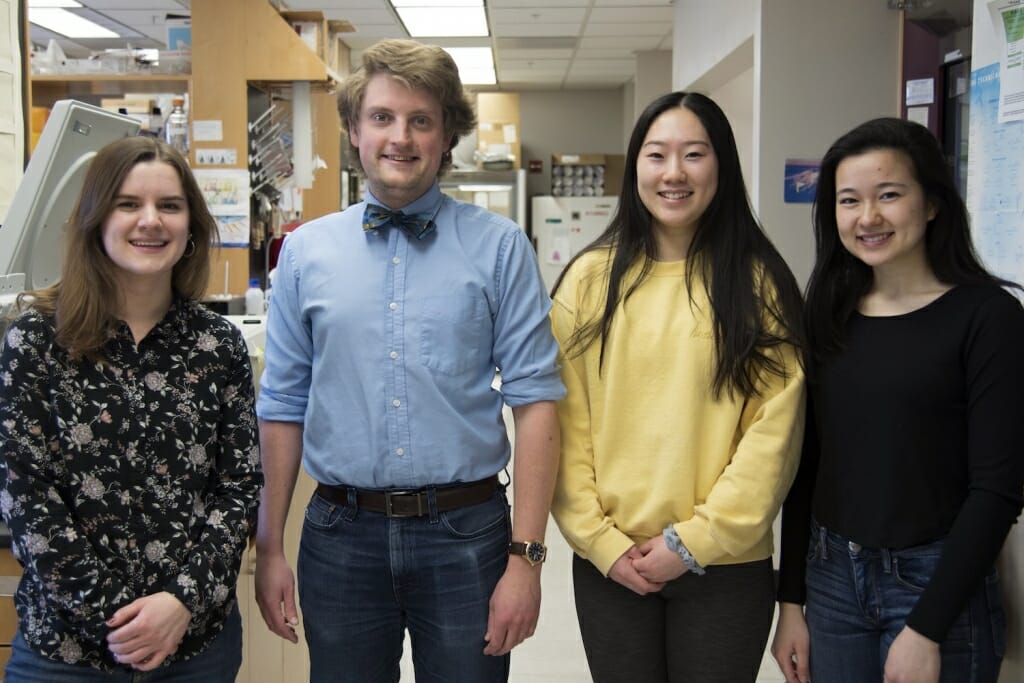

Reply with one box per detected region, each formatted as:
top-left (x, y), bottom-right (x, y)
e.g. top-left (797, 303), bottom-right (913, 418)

top-left (244, 278), bottom-right (264, 316)
top-left (164, 97), bottom-right (189, 154)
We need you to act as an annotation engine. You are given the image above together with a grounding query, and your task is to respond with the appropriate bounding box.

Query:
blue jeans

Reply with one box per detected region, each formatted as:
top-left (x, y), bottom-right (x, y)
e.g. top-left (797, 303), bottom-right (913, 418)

top-left (3, 603), bottom-right (242, 683)
top-left (297, 487), bottom-right (512, 683)
top-left (804, 520), bottom-right (1005, 682)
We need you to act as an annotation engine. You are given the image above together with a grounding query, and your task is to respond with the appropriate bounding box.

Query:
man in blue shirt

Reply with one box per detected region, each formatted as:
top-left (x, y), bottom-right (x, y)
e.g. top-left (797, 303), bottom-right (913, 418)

top-left (254, 39), bottom-right (565, 682)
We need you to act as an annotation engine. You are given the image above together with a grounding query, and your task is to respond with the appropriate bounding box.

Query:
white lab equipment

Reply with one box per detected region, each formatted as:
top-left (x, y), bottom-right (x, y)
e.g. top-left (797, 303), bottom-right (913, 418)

top-left (531, 195), bottom-right (616, 292)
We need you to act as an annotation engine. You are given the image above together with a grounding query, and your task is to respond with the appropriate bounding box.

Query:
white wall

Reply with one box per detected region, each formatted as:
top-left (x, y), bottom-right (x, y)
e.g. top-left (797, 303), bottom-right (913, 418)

top-left (634, 50), bottom-right (673, 117)
top-left (755, 0), bottom-right (900, 289)
top-left (672, 0), bottom-right (758, 90)
top-left (969, 3), bottom-right (1023, 678)
top-left (709, 65), bottom-right (755, 200)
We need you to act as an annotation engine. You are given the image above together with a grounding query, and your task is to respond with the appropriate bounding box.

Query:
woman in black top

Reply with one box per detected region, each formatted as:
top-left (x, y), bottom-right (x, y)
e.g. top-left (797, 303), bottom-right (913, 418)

top-left (0, 136), bottom-right (261, 680)
top-left (772, 118), bottom-right (1024, 683)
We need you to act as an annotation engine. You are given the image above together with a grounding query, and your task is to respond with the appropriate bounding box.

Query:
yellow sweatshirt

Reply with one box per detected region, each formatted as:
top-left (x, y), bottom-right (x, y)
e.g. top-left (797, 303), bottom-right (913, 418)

top-left (550, 250), bottom-right (805, 575)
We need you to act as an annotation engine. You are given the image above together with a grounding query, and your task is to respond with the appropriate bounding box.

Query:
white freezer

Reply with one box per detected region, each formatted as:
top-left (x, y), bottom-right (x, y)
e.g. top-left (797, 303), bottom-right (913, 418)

top-left (532, 195), bottom-right (616, 292)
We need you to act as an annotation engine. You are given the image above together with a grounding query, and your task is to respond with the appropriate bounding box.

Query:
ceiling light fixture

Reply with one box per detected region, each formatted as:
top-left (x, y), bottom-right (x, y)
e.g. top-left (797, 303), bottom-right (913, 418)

top-left (444, 47), bottom-right (496, 85)
top-left (29, 8), bottom-right (119, 39)
top-left (390, 0), bottom-right (489, 38)
top-left (27, 0), bottom-right (83, 7)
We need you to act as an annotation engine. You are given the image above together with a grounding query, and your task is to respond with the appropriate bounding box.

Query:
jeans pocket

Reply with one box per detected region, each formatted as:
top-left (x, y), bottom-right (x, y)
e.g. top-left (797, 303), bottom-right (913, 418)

top-left (440, 494), bottom-right (510, 539)
top-left (892, 552), bottom-right (941, 593)
top-left (304, 492), bottom-right (345, 531)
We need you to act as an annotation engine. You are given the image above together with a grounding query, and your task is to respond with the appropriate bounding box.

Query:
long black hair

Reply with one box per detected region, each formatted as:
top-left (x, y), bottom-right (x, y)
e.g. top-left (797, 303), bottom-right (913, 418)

top-left (552, 91), bottom-right (805, 399)
top-left (805, 117), bottom-right (1017, 361)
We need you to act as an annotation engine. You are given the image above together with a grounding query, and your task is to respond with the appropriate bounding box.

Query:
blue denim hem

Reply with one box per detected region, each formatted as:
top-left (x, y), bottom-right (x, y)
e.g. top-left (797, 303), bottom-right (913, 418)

top-left (663, 526), bottom-right (706, 575)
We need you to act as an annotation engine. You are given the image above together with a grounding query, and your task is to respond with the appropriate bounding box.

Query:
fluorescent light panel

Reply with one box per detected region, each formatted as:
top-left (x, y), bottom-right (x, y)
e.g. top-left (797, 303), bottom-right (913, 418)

top-left (444, 47), bottom-right (496, 85)
top-left (28, 0), bottom-right (82, 7)
top-left (393, 0), bottom-right (482, 6)
top-left (30, 8), bottom-right (119, 38)
top-left (395, 7), bottom-right (489, 37)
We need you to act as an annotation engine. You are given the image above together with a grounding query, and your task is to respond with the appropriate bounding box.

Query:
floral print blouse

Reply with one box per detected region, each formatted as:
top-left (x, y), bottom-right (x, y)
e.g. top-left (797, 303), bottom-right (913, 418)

top-left (0, 298), bottom-right (262, 671)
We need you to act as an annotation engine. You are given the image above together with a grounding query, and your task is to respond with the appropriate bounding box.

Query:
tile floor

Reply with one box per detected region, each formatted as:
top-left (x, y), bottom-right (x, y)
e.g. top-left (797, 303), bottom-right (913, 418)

top-left (397, 404), bottom-right (788, 682)
top-left (398, 516), bottom-right (787, 681)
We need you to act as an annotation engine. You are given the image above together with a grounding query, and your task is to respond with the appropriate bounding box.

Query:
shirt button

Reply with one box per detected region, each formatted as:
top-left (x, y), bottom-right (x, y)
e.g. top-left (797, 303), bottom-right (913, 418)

top-left (392, 399), bottom-right (401, 407)
top-left (389, 351), bottom-right (398, 360)
top-left (389, 302), bottom-right (397, 311)
top-left (392, 256), bottom-right (401, 264)
top-left (396, 448), bottom-right (405, 456)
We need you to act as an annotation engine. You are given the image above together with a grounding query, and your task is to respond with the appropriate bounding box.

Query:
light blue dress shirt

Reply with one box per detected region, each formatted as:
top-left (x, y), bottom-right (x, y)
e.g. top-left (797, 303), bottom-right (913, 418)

top-left (256, 182), bottom-right (565, 488)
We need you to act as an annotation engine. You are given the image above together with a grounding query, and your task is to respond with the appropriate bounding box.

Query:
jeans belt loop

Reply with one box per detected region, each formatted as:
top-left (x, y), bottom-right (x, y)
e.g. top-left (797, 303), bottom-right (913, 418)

top-left (426, 487), bottom-right (440, 524)
top-left (881, 547), bottom-right (893, 574)
top-left (818, 524), bottom-right (829, 561)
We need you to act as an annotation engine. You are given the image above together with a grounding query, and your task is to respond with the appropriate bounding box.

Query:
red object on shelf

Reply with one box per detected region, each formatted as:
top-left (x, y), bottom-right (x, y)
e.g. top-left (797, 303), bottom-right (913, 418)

top-left (268, 220), bottom-right (304, 272)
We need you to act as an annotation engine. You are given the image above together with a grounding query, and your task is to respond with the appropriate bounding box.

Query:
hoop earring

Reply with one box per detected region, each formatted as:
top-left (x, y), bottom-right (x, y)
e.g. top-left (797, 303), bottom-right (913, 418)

top-left (183, 238), bottom-right (197, 258)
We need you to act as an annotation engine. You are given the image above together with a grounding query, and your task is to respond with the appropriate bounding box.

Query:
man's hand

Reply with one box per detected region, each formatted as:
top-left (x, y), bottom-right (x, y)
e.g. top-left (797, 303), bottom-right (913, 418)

top-left (106, 592), bottom-right (190, 671)
top-left (883, 626), bottom-right (940, 683)
top-left (255, 551), bottom-right (300, 643)
top-left (771, 602), bottom-right (811, 683)
top-left (608, 546), bottom-right (664, 595)
top-left (483, 558), bottom-right (541, 656)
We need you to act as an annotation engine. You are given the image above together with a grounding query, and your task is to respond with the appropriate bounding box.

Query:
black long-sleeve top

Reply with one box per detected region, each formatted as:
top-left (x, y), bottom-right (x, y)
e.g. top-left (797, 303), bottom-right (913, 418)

top-left (0, 298), bottom-right (262, 671)
top-left (778, 285), bottom-right (1024, 642)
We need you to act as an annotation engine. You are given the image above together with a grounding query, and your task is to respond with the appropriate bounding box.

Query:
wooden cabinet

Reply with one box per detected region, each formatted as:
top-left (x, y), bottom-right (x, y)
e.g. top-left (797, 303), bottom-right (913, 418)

top-left (27, 0), bottom-right (344, 298)
top-left (235, 471), bottom-right (317, 683)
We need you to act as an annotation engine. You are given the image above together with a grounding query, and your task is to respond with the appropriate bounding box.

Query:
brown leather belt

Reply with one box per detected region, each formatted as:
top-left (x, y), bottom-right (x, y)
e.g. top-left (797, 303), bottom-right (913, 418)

top-left (315, 475), bottom-right (500, 518)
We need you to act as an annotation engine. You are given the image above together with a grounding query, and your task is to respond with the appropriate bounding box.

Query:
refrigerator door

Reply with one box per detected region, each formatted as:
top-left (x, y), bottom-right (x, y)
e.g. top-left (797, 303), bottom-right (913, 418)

top-left (532, 196), bottom-right (616, 292)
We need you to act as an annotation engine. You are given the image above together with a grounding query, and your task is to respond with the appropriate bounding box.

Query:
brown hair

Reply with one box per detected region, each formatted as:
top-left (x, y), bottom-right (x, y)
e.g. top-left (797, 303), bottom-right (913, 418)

top-left (22, 136), bottom-right (218, 360)
top-left (337, 39), bottom-right (476, 176)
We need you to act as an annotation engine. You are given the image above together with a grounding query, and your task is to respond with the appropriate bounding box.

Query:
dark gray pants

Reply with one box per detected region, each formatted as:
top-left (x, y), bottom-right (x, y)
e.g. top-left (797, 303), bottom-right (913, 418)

top-left (572, 553), bottom-right (774, 683)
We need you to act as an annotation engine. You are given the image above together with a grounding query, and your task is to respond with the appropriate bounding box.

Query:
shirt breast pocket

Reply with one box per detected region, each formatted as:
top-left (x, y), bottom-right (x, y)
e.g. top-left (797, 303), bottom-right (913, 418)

top-left (419, 294), bottom-right (491, 375)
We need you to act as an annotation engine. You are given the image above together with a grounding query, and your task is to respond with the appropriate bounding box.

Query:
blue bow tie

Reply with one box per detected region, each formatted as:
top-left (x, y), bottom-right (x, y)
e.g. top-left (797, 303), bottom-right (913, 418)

top-left (362, 204), bottom-right (436, 240)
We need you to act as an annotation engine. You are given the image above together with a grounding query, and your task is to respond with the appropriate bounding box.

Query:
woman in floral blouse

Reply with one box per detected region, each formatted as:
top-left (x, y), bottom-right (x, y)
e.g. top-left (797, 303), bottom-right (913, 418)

top-left (0, 136), bottom-right (261, 681)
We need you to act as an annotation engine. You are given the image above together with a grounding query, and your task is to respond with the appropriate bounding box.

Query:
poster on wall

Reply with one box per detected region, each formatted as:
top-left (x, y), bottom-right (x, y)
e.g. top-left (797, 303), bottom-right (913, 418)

top-left (783, 159), bottom-right (820, 204)
top-left (988, 0), bottom-right (1024, 122)
top-left (966, 62), bottom-right (1024, 282)
top-left (193, 169), bottom-right (251, 247)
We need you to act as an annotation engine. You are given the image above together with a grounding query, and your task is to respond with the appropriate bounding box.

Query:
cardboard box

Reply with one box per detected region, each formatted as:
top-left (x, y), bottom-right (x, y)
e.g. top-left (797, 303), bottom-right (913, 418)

top-left (476, 93), bottom-right (521, 169)
top-left (100, 97), bottom-right (153, 114)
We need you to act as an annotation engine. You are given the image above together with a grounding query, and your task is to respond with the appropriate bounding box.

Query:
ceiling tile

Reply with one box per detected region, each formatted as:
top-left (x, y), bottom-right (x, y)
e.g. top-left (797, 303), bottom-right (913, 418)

top-left (578, 35), bottom-right (662, 49)
top-left (494, 22), bottom-right (584, 37)
top-left (584, 22), bottom-right (670, 37)
top-left (498, 48), bottom-right (575, 60)
top-left (589, 6), bottom-right (673, 22)
top-left (490, 8), bottom-right (587, 23)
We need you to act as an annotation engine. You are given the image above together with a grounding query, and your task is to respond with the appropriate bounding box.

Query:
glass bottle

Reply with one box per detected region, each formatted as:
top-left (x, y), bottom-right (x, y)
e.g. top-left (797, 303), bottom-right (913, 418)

top-left (164, 97), bottom-right (189, 154)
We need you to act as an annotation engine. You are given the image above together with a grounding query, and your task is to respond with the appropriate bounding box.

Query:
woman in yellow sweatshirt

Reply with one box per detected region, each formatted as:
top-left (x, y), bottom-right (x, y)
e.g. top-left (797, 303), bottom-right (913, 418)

top-left (550, 91), bottom-right (806, 682)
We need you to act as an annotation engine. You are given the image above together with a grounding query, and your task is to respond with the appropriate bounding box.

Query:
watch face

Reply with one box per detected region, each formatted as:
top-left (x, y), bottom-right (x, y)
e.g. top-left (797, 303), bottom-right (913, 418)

top-left (526, 541), bottom-right (546, 563)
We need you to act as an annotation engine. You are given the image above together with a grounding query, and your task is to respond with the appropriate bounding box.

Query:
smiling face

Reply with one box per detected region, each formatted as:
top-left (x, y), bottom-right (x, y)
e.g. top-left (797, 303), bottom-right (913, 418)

top-left (636, 105), bottom-right (719, 253)
top-left (349, 72), bottom-right (451, 209)
top-left (834, 147), bottom-right (936, 276)
top-left (101, 159), bottom-right (189, 293)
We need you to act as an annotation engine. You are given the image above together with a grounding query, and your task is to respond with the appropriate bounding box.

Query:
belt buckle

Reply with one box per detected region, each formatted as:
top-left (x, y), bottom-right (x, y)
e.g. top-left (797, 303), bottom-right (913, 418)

top-left (384, 490), bottom-right (424, 517)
